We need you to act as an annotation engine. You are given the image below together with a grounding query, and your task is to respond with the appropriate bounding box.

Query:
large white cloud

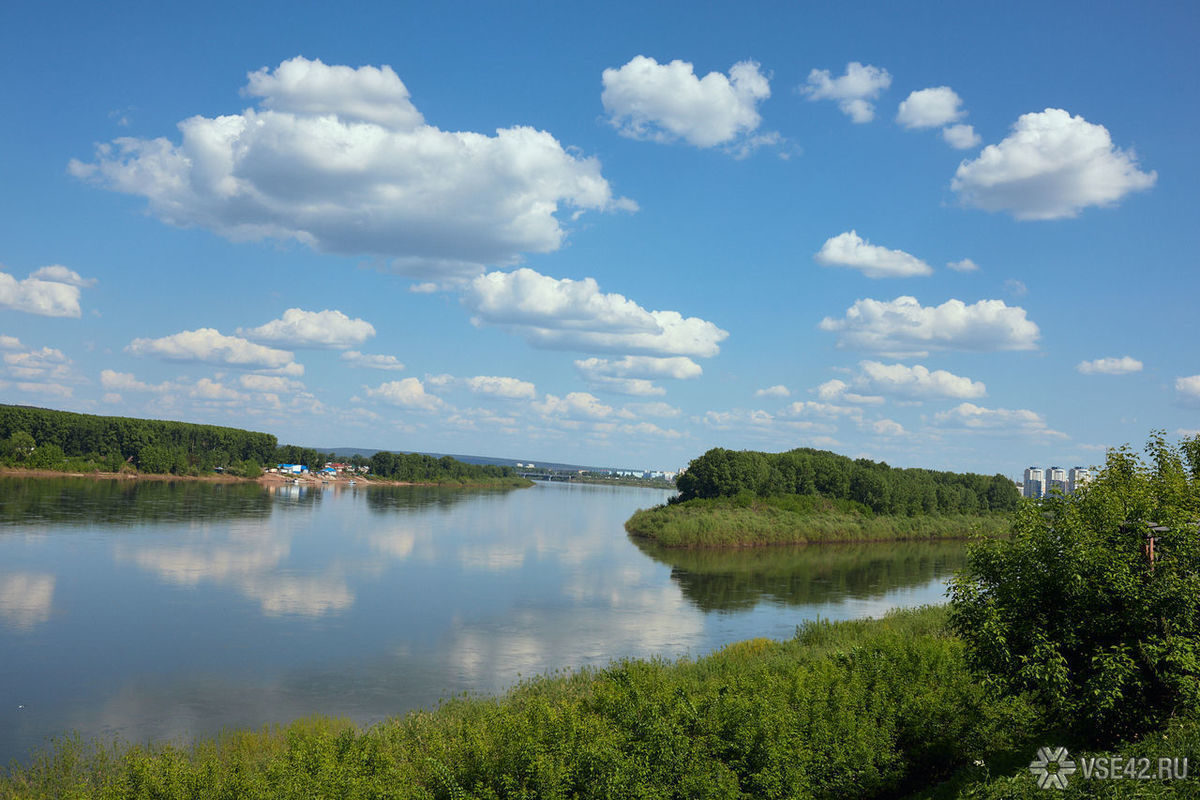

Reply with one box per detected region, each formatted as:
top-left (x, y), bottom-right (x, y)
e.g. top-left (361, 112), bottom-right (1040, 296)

top-left (800, 62), bottom-right (892, 123)
top-left (819, 296), bottom-right (1040, 356)
top-left (952, 108), bottom-right (1156, 220)
top-left (941, 124), bottom-right (981, 150)
top-left (241, 308), bottom-right (374, 349)
top-left (69, 56), bottom-right (631, 278)
top-left (1077, 356), bottom-right (1142, 375)
top-left (127, 328), bottom-right (297, 370)
top-left (365, 378), bottom-right (444, 411)
top-left (934, 402), bottom-right (1066, 438)
top-left (856, 360), bottom-right (986, 399)
top-left (896, 86), bottom-right (966, 129)
top-left (601, 56), bottom-right (771, 151)
top-left (0, 266), bottom-right (88, 317)
top-left (466, 268), bottom-right (728, 358)
top-left (814, 231), bottom-right (933, 278)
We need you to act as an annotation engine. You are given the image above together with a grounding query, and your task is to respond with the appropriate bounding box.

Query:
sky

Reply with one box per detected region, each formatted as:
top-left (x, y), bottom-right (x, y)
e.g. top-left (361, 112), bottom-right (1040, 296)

top-left (1, 0), bottom-right (1197, 475)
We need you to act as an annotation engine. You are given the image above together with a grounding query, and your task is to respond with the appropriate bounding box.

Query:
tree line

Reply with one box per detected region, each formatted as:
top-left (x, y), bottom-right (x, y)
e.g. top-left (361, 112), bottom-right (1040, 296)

top-left (0, 404), bottom-right (516, 482)
top-left (674, 446), bottom-right (1019, 516)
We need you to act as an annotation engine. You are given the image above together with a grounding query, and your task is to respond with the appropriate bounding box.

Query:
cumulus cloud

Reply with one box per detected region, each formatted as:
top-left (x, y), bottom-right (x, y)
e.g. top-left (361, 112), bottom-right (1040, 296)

top-left (464, 375), bottom-right (537, 400)
top-left (466, 268), bottom-right (728, 358)
top-left (623, 401), bottom-right (680, 419)
top-left (100, 369), bottom-right (170, 393)
top-left (800, 62), bottom-right (892, 123)
top-left (868, 418), bottom-right (906, 437)
top-left (534, 392), bottom-right (613, 420)
top-left (942, 124), bottom-right (981, 149)
top-left (241, 308), bottom-right (374, 349)
top-left (755, 384), bottom-right (790, 398)
top-left (238, 374), bottom-right (305, 393)
top-left (585, 377), bottom-right (665, 397)
top-left (934, 401), bottom-right (1066, 438)
top-left (813, 378), bottom-right (884, 405)
top-left (0, 335), bottom-right (23, 350)
top-left (69, 56), bottom-right (631, 279)
top-left (819, 296), bottom-right (1040, 357)
top-left (1077, 356), bottom-right (1143, 375)
top-left (0, 266), bottom-right (89, 317)
top-left (575, 355), bottom-right (702, 381)
top-left (127, 328), bottom-right (297, 370)
top-left (779, 401), bottom-right (863, 421)
top-left (896, 86), bottom-right (966, 129)
top-left (856, 360), bottom-right (986, 399)
top-left (1176, 375), bottom-right (1200, 404)
top-left (814, 231), bottom-right (933, 278)
top-left (952, 108), bottom-right (1156, 220)
top-left (340, 350), bottom-right (404, 371)
top-left (365, 378), bottom-right (444, 411)
top-left (4, 347), bottom-right (72, 380)
top-left (946, 258), bottom-right (980, 273)
top-left (601, 56), bottom-right (774, 153)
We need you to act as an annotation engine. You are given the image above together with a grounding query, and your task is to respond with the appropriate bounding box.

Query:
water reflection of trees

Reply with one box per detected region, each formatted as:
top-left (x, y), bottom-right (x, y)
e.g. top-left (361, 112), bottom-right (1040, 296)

top-left (363, 486), bottom-right (512, 515)
top-left (632, 539), bottom-right (968, 612)
top-left (0, 477), bottom-right (272, 527)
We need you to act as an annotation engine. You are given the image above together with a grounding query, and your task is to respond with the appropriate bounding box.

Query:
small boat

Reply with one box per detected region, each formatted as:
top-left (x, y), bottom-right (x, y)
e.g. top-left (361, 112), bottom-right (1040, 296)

top-left (348, 480), bottom-right (357, 486)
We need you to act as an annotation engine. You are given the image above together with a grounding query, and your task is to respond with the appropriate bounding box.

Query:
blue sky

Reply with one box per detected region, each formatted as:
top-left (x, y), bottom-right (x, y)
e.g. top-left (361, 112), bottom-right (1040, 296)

top-left (1, 0), bottom-right (1196, 474)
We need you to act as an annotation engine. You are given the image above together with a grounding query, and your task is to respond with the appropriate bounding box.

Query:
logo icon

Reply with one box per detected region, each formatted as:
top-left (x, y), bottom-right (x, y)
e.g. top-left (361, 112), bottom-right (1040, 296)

top-left (1030, 746), bottom-right (1077, 789)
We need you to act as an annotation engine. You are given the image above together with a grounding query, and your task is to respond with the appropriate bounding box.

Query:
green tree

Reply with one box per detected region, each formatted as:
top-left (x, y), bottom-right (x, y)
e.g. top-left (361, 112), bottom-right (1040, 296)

top-left (950, 432), bottom-right (1200, 743)
top-left (7, 431), bottom-right (35, 461)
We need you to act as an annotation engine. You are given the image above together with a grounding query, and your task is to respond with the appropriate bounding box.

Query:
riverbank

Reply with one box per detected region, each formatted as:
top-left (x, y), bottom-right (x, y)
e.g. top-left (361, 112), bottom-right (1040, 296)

top-left (625, 495), bottom-right (1011, 548)
top-left (0, 466), bottom-right (533, 490)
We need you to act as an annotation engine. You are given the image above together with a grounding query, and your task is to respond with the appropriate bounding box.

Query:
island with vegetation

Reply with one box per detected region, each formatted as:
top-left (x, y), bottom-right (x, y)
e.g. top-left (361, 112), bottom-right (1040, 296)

top-left (625, 446), bottom-right (1018, 547)
top-left (3, 435), bottom-right (1198, 798)
top-left (0, 404), bottom-right (531, 488)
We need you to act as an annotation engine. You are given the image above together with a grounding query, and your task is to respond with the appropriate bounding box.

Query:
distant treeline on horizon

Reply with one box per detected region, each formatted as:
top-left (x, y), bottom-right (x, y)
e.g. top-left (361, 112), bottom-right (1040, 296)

top-left (0, 404), bottom-right (517, 482)
top-left (675, 446), bottom-right (1019, 516)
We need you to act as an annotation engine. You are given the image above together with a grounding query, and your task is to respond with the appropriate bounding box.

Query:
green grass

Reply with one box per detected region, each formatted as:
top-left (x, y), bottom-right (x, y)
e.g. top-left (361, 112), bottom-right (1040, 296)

top-left (625, 495), bottom-right (1011, 548)
top-left (1, 607), bottom-right (1038, 800)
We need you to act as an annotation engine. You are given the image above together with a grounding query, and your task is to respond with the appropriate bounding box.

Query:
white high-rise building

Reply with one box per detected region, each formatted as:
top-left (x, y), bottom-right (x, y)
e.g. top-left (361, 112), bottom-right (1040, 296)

top-left (1023, 467), bottom-right (1044, 499)
top-left (1046, 466), bottom-right (1068, 495)
top-left (1068, 466), bottom-right (1092, 494)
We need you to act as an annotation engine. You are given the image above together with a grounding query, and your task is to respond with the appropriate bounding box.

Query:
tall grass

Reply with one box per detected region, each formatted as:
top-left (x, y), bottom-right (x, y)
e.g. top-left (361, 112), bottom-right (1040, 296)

top-left (1, 607), bottom-right (1038, 800)
top-left (626, 495), bottom-right (1011, 548)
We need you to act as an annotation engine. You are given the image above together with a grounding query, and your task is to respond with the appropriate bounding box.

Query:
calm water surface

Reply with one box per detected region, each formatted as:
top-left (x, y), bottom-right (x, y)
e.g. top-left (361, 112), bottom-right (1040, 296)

top-left (0, 477), bottom-right (965, 763)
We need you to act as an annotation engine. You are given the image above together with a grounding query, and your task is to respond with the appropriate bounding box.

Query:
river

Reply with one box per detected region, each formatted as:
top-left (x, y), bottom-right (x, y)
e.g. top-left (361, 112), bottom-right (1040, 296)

top-left (0, 476), bottom-right (966, 764)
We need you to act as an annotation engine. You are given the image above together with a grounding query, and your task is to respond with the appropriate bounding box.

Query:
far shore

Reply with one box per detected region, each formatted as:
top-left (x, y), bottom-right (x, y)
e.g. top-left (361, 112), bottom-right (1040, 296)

top-left (0, 466), bottom-right (533, 489)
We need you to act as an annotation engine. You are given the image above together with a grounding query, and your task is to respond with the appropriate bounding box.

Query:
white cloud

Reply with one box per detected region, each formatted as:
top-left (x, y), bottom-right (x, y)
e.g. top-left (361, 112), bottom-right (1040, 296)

top-left (128, 328), bottom-right (297, 370)
top-left (952, 108), bottom-right (1156, 220)
top-left (365, 378), bottom-right (444, 411)
top-left (755, 384), bottom-right (790, 398)
top-left (238, 374), bottom-right (305, 393)
top-left (814, 231), bottom-right (933, 278)
top-left (1176, 375), bottom-right (1200, 404)
top-left (819, 296), bottom-right (1040, 356)
top-left (1077, 356), bottom-right (1143, 375)
top-left (619, 422), bottom-right (683, 439)
top-left (241, 308), bottom-right (374, 349)
top-left (466, 268), bottom-right (728, 358)
top-left (340, 350), bottom-right (405, 371)
top-left (942, 124), bottom-right (981, 149)
top-left (190, 377), bottom-right (246, 402)
top-left (1004, 279), bottom-right (1028, 297)
top-left (29, 265), bottom-right (98, 287)
top-left (4, 347), bottom-right (72, 380)
top-left (100, 369), bottom-right (170, 393)
top-left (779, 401), bottom-right (863, 421)
top-left (623, 401), bottom-right (680, 419)
top-left (575, 355), bottom-right (702, 380)
top-left (585, 377), bottom-right (665, 397)
top-left (856, 360), bottom-right (986, 399)
top-left (868, 418), bottom-right (906, 437)
top-left (946, 258), bottom-right (980, 273)
top-left (814, 379), bottom-right (885, 405)
top-left (0, 266), bottom-right (87, 317)
top-left (534, 392), bottom-right (613, 420)
top-left (934, 402), bottom-right (1066, 438)
top-left (601, 56), bottom-right (772, 152)
top-left (800, 62), bottom-right (892, 123)
top-left (0, 335), bottom-right (21, 350)
top-left (15, 381), bottom-right (73, 398)
top-left (463, 375), bottom-right (536, 400)
top-left (69, 56), bottom-right (630, 279)
top-left (896, 86), bottom-right (966, 129)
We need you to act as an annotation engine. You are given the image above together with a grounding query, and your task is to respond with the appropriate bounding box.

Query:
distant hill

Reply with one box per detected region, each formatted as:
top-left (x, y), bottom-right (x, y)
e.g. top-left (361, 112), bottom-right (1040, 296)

top-left (321, 447), bottom-right (616, 474)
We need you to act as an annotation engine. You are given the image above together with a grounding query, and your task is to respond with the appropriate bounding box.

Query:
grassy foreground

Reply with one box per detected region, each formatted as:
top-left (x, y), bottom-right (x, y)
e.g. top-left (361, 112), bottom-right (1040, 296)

top-left (625, 494), bottom-right (1011, 548)
top-left (0, 607), bottom-right (1031, 800)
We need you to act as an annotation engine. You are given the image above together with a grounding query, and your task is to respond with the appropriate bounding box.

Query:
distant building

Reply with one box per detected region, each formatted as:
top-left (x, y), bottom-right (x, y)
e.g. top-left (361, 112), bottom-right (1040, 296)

top-left (1068, 466), bottom-right (1092, 494)
top-left (1022, 467), bottom-right (1044, 499)
top-left (1046, 466), bottom-right (1067, 495)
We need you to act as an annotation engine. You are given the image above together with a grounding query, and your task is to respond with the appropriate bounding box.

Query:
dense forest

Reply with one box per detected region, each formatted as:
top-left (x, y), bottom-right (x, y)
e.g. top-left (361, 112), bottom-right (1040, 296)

top-left (0, 404), bottom-right (519, 483)
top-left (675, 446), bottom-right (1019, 516)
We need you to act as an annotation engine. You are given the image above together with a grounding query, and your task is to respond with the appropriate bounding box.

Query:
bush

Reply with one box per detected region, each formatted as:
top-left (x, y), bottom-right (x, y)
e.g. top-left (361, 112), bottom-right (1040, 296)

top-left (950, 433), bottom-right (1200, 744)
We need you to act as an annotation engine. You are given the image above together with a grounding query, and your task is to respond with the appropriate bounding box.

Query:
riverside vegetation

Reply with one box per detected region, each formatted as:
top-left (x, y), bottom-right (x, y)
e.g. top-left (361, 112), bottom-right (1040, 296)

top-left (2, 433), bottom-right (1199, 798)
top-left (626, 446), bottom-right (1018, 547)
top-left (0, 404), bottom-right (529, 488)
